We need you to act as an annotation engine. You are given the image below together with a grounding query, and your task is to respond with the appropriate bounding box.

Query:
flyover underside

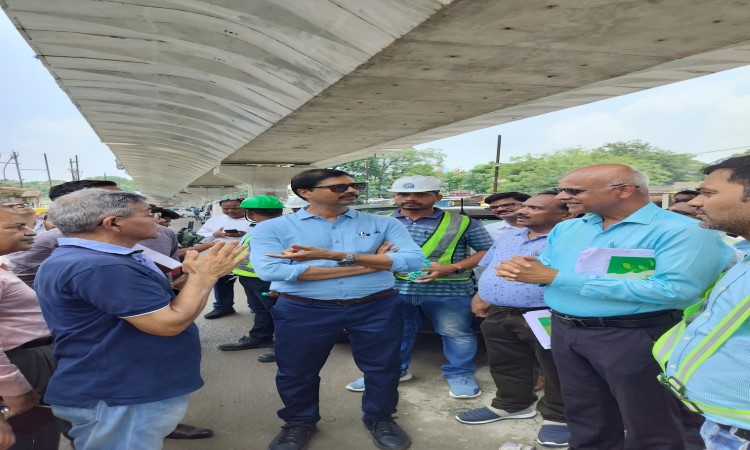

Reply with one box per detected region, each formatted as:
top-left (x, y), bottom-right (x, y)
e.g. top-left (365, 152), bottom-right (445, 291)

top-left (3, 0), bottom-right (750, 199)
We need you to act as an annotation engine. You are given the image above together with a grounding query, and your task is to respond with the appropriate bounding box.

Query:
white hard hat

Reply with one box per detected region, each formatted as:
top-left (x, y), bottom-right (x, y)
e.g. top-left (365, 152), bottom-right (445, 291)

top-left (387, 175), bottom-right (445, 193)
top-left (285, 196), bottom-right (308, 208)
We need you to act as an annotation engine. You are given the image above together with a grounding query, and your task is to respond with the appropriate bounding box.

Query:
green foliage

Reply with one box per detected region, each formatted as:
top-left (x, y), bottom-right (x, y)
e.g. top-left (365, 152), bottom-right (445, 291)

top-left (1, 176), bottom-right (138, 201)
top-left (333, 148), bottom-right (445, 196)
top-left (329, 141), bottom-right (707, 197)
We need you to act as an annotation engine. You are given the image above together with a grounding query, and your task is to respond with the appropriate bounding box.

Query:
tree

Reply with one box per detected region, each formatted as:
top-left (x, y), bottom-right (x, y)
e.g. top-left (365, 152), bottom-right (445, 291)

top-left (333, 148), bottom-right (445, 197)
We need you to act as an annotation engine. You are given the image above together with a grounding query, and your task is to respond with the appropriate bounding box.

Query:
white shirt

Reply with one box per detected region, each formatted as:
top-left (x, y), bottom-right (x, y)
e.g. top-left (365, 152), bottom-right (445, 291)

top-left (197, 215), bottom-right (252, 243)
top-left (484, 220), bottom-right (519, 242)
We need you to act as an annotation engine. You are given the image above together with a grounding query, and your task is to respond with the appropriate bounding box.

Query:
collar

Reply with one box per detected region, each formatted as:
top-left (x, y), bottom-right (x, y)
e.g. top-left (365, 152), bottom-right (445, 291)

top-left (298, 206), bottom-right (356, 220)
top-left (58, 237), bottom-right (140, 255)
top-left (581, 202), bottom-right (660, 227)
top-left (393, 207), bottom-right (443, 220)
top-left (512, 227), bottom-right (548, 241)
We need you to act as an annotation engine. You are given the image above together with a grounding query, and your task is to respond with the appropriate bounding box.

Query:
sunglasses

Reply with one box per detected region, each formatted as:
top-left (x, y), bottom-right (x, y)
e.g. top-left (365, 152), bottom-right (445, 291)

top-left (486, 202), bottom-right (520, 211)
top-left (559, 184), bottom-right (638, 196)
top-left (310, 182), bottom-right (367, 193)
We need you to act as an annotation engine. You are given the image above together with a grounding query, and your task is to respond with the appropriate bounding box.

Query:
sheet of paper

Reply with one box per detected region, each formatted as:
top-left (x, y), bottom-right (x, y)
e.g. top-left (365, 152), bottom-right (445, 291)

top-left (133, 244), bottom-right (182, 270)
top-left (523, 309), bottom-right (552, 350)
top-left (575, 248), bottom-right (655, 279)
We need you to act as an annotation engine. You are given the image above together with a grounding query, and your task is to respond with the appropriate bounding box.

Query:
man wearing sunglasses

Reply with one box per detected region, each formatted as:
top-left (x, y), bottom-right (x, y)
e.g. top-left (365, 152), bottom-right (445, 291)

top-left (250, 169), bottom-right (424, 450)
top-left (497, 164), bottom-right (733, 450)
top-left (483, 192), bottom-right (530, 242)
top-left (346, 175), bottom-right (494, 399)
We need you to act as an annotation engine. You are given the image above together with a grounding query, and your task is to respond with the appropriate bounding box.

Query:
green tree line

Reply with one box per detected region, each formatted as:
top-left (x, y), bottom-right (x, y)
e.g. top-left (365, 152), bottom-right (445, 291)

top-left (0, 176), bottom-right (139, 202)
top-left (334, 141), bottom-right (724, 197)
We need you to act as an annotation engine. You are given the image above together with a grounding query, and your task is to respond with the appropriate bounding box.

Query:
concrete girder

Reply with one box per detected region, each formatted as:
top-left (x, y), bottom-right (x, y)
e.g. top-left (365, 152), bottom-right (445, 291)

top-left (211, 165), bottom-right (311, 199)
top-left (3, 0), bottom-right (750, 198)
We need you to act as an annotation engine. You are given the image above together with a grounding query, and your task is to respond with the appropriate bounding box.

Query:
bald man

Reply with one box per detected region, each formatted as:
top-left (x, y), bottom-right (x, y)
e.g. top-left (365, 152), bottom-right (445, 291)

top-left (498, 164), bottom-right (733, 450)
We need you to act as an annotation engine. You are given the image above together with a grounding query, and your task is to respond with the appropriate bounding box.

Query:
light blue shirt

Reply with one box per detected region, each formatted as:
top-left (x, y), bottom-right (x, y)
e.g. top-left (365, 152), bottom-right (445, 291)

top-left (666, 256), bottom-right (750, 429)
top-left (477, 228), bottom-right (548, 307)
top-left (540, 203), bottom-right (733, 317)
top-left (250, 207), bottom-right (424, 300)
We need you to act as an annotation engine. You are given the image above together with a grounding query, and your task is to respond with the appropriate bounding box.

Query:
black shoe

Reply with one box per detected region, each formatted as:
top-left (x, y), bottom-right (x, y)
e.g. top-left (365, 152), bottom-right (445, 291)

top-left (218, 336), bottom-right (272, 351)
top-left (363, 418), bottom-right (411, 450)
top-left (165, 423), bottom-right (214, 439)
top-left (203, 307), bottom-right (236, 320)
top-left (258, 348), bottom-right (276, 362)
top-left (268, 424), bottom-right (317, 450)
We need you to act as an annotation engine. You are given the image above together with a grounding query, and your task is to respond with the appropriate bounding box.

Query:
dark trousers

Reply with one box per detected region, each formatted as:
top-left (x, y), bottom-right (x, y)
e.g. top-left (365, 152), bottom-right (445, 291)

top-left (480, 307), bottom-right (565, 422)
top-left (212, 274), bottom-right (238, 309)
top-left (272, 294), bottom-right (403, 424)
top-left (551, 314), bottom-right (686, 450)
top-left (237, 276), bottom-right (274, 342)
top-left (5, 344), bottom-right (66, 450)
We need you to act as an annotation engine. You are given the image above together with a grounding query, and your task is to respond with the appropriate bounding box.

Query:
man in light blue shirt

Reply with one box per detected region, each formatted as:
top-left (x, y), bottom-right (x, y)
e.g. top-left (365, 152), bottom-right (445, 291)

top-left (251, 169), bottom-right (423, 450)
top-left (662, 156), bottom-right (750, 449)
top-left (498, 164), bottom-right (733, 450)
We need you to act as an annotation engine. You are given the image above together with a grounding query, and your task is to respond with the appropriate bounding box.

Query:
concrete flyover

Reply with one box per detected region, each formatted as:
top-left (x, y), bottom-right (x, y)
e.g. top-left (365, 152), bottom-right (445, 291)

top-left (3, 0), bottom-right (750, 200)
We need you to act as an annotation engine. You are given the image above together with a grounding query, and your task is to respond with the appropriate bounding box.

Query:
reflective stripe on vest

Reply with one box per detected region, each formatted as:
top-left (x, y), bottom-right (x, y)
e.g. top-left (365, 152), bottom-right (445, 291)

top-left (394, 211), bottom-right (471, 281)
top-left (653, 273), bottom-right (750, 421)
top-left (232, 235), bottom-right (259, 278)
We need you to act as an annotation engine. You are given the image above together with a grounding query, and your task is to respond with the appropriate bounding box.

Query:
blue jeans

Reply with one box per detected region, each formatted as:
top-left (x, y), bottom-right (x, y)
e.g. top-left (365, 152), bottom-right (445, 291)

top-left (701, 419), bottom-right (750, 450)
top-left (400, 294), bottom-right (477, 377)
top-left (273, 294), bottom-right (403, 424)
top-left (212, 274), bottom-right (238, 309)
top-left (51, 395), bottom-right (189, 450)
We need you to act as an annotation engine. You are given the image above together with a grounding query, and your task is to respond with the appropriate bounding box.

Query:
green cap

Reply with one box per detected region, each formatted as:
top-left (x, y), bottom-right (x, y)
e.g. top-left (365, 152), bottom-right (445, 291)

top-left (240, 195), bottom-right (284, 209)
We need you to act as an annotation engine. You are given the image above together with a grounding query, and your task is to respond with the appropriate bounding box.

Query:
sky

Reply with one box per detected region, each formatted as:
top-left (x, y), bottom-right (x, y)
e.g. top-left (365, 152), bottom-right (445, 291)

top-left (2, 12), bottom-right (750, 184)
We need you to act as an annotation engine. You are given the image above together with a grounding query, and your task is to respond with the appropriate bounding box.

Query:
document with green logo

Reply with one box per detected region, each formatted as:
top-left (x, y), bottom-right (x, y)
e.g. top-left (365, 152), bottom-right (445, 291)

top-left (575, 248), bottom-right (655, 279)
top-left (523, 309), bottom-right (552, 349)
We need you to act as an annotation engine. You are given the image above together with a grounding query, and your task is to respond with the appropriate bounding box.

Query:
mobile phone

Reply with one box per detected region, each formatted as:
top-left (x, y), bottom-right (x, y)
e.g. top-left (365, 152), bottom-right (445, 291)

top-left (224, 229), bottom-right (240, 233)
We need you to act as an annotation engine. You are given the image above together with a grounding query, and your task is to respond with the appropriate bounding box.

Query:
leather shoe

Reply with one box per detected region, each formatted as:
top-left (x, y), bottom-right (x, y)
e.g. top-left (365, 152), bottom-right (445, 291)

top-left (269, 423), bottom-right (316, 450)
top-left (165, 423), bottom-right (214, 440)
top-left (218, 336), bottom-right (272, 351)
top-left (258, 348), bottom-right (276, 363)
top-left (203, 307), bottom-right (236, 320)
top-left (363, 418), bottom-right (411, 450)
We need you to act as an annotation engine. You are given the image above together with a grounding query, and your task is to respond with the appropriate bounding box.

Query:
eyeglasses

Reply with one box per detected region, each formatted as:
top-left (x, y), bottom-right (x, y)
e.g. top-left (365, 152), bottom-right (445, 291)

top-left (558, 184), bottom-right (639, 196)
top-left (486, 202), bottom-right (521, 211)
top-left (310, 182), bottom-right (367, 193)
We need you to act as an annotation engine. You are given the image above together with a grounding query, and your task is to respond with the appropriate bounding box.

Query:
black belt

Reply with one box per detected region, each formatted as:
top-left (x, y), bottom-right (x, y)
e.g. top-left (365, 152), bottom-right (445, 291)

top-left (552, 310), bottom-right (681, 328)
top-left (493, 306), bottom-right (549, 315)
top-left (8, 336), bottom-right (54, 352)
top-left (280, 288), bottom-right (398, 305)
top-left (718, 424), bottom-right (750, 441)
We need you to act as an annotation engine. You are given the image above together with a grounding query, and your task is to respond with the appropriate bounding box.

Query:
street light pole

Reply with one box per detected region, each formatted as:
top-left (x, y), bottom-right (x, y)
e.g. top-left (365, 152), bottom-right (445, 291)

top-left (492, 135), bottom-right (501, 192)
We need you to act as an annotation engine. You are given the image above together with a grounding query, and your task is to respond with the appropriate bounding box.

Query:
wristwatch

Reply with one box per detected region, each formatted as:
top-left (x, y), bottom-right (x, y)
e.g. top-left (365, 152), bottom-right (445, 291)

top-left (338, 252), bottom-right (355, 266)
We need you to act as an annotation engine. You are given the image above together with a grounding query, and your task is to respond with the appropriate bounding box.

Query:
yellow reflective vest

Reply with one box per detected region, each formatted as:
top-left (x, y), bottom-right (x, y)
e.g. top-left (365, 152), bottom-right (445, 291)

top-left (232, 234), bottom-right (259, 278)
top-left (394, 211), bottom-right (471, 282)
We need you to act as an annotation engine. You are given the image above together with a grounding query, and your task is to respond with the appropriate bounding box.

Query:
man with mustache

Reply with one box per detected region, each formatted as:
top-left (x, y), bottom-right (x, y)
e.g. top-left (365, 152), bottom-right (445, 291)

top-left (250, 169), bottom-right (424, 450)
top-left (457, 191), bottom-right (573, 448)
top-left (483, 192), bottom-right (530, 242)
top-left (497, 164), bottom-right (732, 450)
top-left (654, 156), bottom-right (750, 449)
top-left (346, 175), bottom-right (494, 399)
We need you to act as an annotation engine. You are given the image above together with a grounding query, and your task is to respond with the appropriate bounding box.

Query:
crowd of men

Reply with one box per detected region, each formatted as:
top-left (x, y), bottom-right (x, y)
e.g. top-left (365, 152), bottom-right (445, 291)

top-left (1, 158), bottom-right (749, 450)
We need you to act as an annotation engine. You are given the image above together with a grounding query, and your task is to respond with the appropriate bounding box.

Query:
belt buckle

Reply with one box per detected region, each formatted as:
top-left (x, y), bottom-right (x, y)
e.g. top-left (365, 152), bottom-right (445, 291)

top-left (659, 375), bottom-right (704, 414)
top-left (559, 315), bottom-right (586, 327)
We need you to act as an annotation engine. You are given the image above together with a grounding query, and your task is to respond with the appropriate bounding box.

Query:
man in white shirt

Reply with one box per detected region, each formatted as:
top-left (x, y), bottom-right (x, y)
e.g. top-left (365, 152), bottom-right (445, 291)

top-left (197, 199), bottom-right (252, 319)
top-left (483, 192), bottom-right (529, 242)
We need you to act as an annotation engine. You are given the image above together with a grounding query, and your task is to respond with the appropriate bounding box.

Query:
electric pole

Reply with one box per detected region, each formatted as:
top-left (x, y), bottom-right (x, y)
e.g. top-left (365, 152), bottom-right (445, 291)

top-left (12, 151), bottom-right (23, 188)
top-left (492, 135), bottom-right (501, 192)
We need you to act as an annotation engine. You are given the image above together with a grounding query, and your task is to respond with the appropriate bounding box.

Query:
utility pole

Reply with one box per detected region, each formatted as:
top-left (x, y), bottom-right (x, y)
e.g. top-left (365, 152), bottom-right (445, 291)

top-left (75, 155), bottom-right (81, 180)
top-left (364, 158), bottom-right (370, 204)
top-left (492, 135), bottom-right (502, 192)
top-left (12, 151), bottom-right (23, 188)
top-left (44, 153), bottom-right (53, 190)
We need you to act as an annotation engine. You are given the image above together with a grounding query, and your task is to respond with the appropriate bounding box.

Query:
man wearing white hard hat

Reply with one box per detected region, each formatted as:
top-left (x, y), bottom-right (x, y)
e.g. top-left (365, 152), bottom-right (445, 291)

top-left (285, 196), bottom-right (308, 213)
top-left (346, 175), bottom-right (494, 398)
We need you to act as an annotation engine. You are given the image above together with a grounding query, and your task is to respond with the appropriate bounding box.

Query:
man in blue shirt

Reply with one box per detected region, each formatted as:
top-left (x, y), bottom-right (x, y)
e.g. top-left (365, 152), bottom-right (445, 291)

top-left (457, 191), bottom-right (573, 448)
top-left (498, 164), bottom-right (733, 450)
top-left (250, 169), bottom-right (423, 450)
top-left (659, 156), bottom-right (750, 449)
top-left (34, 189), bottom-right (245, 450)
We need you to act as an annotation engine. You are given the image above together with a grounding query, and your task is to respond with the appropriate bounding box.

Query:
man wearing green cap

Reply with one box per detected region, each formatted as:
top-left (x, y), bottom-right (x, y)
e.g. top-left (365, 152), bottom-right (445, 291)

top-left (218, 196), bottom-right (284, 353)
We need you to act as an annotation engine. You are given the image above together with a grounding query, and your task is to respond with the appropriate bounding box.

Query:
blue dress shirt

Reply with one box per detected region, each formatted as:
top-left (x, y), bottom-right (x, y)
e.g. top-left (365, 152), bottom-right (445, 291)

top-left (477, 228), bottom-right (549, 307)
top-left (666, 256), bottom-right (750, 429)
top-left (540, 203), bottom-right (733, 317)
top-left (250, 207), bottom-right (424, 300)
